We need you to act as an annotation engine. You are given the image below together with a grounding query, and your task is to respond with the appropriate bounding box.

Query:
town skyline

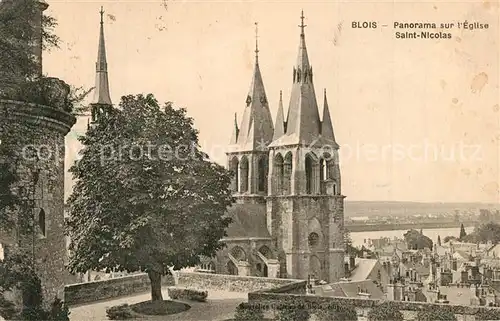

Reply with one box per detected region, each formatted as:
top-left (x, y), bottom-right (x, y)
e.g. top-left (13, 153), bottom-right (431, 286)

top-left (43, 0), bottom-right (500, 203)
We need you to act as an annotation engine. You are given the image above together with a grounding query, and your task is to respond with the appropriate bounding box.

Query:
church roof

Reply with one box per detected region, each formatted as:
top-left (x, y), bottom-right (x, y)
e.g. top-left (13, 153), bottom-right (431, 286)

top-left (224, 203), bottom-right (270, 239)
top-left (229, 23), bottom-right (274, 153)
top-left (269, 11), bottom-right (337, 148)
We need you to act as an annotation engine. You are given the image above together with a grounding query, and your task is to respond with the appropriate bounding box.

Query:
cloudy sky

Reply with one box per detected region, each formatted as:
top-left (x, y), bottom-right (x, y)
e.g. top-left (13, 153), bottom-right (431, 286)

top-left (43, 0), bottom-right (499, 203)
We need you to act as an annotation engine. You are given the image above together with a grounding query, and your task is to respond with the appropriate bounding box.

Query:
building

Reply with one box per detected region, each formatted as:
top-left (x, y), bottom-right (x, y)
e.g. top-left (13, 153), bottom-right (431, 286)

top-left (203, 12), bottom-right (345, 283)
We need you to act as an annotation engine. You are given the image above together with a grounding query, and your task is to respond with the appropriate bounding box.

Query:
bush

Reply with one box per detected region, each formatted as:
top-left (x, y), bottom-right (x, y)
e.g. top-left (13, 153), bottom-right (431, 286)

top-left (367, 301), bottom-right (403, 321)
top-left (417, 305), bottom-right (457, 321)
top-left (130, 300), bottom-right (190, 316)
top-left (476, 308), bottom-right (500, 321)
top-left (234, 302), bottom-right (265, 321)
top-left (315, 303), bottom-right (358, 321)
top-left (167, 287), bottom-right (208, 302)
top-left (49, 297), bottom-right (71, 321)
top-left (106, 304), bottom-right (137, 320)
top-left (276, 304), bottom-right (310, 321)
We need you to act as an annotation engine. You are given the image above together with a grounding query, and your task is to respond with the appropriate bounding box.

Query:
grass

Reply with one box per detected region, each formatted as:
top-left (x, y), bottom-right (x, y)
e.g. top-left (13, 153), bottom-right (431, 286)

top-left (130, 300), bottom-right (191, 316)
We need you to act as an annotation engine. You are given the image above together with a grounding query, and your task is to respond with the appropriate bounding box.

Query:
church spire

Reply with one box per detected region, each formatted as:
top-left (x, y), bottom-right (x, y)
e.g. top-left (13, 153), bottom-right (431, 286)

top-left (321, 89), bottom-right (336, 142)
top-left (92, 6), bottom-right (112, 107)
top-left (270, 10), bottom-right (320, 147)
top-left (229, 22), bottom-right (274, 150)
top-left (273, 90), bottom-right (285, 141)
top-left (255, 22), bottom-right (259, 63)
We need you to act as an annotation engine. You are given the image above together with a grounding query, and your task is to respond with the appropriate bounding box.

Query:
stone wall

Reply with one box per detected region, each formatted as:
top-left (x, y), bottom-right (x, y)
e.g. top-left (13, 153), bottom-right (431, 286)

top-left (177, 271), bottom-right (304, 293)
top-left (0, 99), bottom-right (76, 304)
top-left (64, 273), bottom-right (175, 306)
top-left (248, 286), bottom-right (500, 321)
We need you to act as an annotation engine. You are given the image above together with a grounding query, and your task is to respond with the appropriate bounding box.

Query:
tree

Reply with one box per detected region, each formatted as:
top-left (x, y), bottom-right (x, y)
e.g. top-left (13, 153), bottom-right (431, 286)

top-left (417, 305), bottom-right (457, 321)
top-left (403, 229), bottom-right (433, 250)
top-left (459, 224), bottom-right (467, 240)
top-left (437, 235), bottom-right (441, 246)
top-left (0, 0), bottom-right (59, 87)
top-left (66, 94), bottom-right (234, 301)
top-left (367, 301), bottom-right (403, 321)
top-left (443, 236), bottom-right (457, 243)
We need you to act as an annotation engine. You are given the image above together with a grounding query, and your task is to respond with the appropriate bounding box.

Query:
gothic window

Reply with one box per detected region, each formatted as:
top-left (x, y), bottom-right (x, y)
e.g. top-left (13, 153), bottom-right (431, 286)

top-left (297, 68), bottom-right (301, 82)
top-left (284, 152), bottom-right (293, 195)
top-left (258, 157), bottom-right (267, 193)
top-left (230, 246), bottom-right (247, 261)
top-left (38, 208), bottom-right (46, 237)
top-left (308, 232), bottom-right (319, 248)
top-left (305, 154), bottom-right (314, 194)
top-left (239, 156), bottom-right (249, 193)
top-left (273, 154), bottom-right (284, 195)
top-left (260, 96), bottom-right (267, 105)
top-left (230, 157), bottom-right (239, 193)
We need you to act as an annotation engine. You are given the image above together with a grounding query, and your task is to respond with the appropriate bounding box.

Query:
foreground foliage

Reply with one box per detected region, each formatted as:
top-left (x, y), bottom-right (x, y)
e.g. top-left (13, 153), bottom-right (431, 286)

top-left (315, 302), bottom-right (358, 321)
top-left (67, 94), bottom-right (234, 301)
top-left (417, 305), bottom-right (457, 321)
top-left (0, 249), bottom-right (70, 320)
top-left (233, 303), bottom-right (265, 321)
top-left (367, 301), bottom-right (403, 321)
top-left (167, 287), bottom-right (208, 302)
top-left (276, 304), bottom-right (310, 321)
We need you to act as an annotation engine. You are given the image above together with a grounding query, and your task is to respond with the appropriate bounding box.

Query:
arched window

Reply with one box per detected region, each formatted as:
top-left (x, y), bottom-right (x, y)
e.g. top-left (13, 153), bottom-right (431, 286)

top-left (284, 152), bottom-right (293, 195)
top-left (258, 157), bottom-right (267, 193)
top-left (230, 246), bottom-right (247, 261)
top-left (38, 208), bottom-right (46, 237)
top-left (305, 155), bottom-right (314, 194)
top-left (230, 157), bottom-right (239, 192)
top-left (273, 154), bottom-right (284, 195)
top-left (239, 156), bottom-right (249, 193)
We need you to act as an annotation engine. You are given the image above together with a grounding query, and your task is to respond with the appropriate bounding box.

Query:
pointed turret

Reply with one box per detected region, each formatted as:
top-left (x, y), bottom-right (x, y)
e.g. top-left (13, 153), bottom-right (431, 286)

top-left (273, 91), bottom-right (285, 141)
top-left (229, 113), bottom-right (239, 144)
top-left (90, 6), bottom-right (112, 122)
top-left (229, 22), bottom-right (274, 151)
top-left (321, 89), bottom-right (336, 143)
top-left (270, 11), bottom-right (321, 147)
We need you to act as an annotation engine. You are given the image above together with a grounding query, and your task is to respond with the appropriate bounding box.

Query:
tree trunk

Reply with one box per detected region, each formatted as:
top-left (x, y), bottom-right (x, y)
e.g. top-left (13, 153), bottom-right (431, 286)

top-left (148, 270), bottom-right (163, 301)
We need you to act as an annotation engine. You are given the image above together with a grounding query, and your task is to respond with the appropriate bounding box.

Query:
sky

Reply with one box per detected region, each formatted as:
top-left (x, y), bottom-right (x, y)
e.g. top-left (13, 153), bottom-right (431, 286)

top-left (43, 0), bottom-right (500, 203)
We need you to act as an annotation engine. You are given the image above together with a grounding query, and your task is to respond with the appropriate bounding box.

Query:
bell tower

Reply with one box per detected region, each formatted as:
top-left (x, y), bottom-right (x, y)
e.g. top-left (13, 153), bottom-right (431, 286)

top-left (227, 22), bottom-right (274, 205)
top-left (266, 11), bottom-right (345, 283)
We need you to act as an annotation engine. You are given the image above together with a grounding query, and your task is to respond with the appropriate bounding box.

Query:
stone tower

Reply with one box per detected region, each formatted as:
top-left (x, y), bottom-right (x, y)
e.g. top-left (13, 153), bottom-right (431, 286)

top-left (0, 0), bottom-right (76, 302)
top-left (227, 22), bottom-right (274, 205)
top-left (266, 11), bottom-right (345, 283)
top-left (90, 6), bottom-right (113, 125)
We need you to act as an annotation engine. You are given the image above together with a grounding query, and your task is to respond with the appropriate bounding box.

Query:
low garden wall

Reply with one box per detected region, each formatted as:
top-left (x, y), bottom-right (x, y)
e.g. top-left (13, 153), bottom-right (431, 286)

top-left (176, 271), bottom-right (305, 293)
top-left (247, 290), bottom-right (500, 321)
top-left (64, 273), bottom-right (175, 306)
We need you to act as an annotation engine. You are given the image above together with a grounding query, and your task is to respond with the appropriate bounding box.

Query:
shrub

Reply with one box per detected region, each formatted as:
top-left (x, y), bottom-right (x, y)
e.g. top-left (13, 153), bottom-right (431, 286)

top-left (476, 308), bottom-right (500, 321)
top-left (367, 301), bottom-right (403, 321)
top-left (234, 302), bottom-right (265, 321)
top-left (106, 304), bottom-right (137, 320)
top-left (315, 302), bottom-right (358, 321)
top-left (417, 305), bottom-right (457, 321)
top-left (276, 304), bottom-right (310, 321)
top-left (167, 287), bottom-right (208, 302)
top-left (49, 297), bottom-right (71, 321)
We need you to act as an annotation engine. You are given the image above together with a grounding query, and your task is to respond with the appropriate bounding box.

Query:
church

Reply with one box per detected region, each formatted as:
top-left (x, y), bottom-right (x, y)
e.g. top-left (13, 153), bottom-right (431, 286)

top-left (198, 12), bottom-right (346, 284)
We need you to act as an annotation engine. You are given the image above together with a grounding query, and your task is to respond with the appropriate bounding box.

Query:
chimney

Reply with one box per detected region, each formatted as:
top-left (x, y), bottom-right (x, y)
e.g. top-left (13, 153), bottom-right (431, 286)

top-left (350, 256), bottom-right (356, 270)
top-left (344, 262), bottom-right (350, 277)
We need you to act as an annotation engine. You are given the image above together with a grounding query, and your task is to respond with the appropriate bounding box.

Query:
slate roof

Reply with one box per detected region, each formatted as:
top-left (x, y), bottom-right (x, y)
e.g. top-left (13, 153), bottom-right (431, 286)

top-left (348, 258), bottom-right (379, 281)
top-left (317, 280), bottom-right (385, 300)
top-left (224, 203), bottom-right (270, 239)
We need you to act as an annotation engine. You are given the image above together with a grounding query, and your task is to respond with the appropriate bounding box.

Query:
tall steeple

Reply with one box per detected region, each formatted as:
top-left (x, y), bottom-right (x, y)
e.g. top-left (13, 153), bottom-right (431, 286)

top-left (270, 11), bottom-right (322, 147)
top-left (229, 22), bottom-right (274, 151)
top-left (91, 6), bottom-right (112, 121)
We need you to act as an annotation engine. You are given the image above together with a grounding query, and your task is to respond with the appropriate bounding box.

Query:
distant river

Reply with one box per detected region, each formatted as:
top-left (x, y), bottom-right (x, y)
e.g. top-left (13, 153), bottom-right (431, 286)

top-left (350, 226), bottom-right (475, 247)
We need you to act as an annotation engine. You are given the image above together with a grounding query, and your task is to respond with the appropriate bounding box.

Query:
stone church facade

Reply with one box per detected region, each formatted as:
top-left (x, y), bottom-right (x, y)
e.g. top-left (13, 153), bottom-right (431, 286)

top-left (201, 12), bottom-right (346, 283)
